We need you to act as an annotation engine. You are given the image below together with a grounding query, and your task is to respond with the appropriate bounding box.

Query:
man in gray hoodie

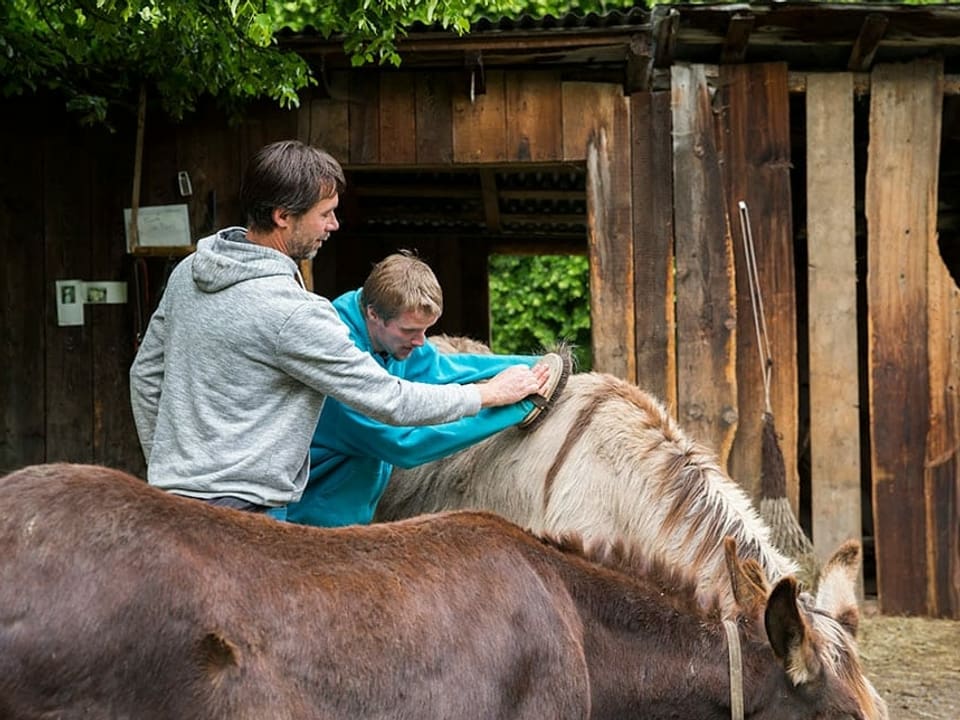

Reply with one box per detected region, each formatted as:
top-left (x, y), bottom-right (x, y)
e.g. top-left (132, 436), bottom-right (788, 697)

top-left (130, 140), bottom-right (545, 520)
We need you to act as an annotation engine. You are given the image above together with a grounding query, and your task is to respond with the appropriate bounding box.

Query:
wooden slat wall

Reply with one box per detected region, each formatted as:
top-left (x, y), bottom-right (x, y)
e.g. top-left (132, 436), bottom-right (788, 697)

top-left (867, 60), bottom-right (944, 616)
top-left (90, 135), bottom-right (141, 470)
top-left (0, 112), bottom-right (46, 474)
top-left (564, 82), bottom-right (635, 382)
top-left (416, 73), bottom-right (455, 164)
top-left (453, 70), bottom-right (508, 162)
top-left (506, 71), bottom-right (563, 161)
top-left (380, 72), bottom-right (417, 164)
top-left (43, 132), bottom-right (95, 464)
top-left (631, 91), bottom-right (676, 406)
top-left (670, 64), bottom-right (738, 464)
top-left (718, 63), bottom-right (798, 507)
top-left (299, 72), bottom-right (351, 164)
top-left (805, 73), bottom-right (863, 562)
top-left (349, 72), bottom-right (380, 164)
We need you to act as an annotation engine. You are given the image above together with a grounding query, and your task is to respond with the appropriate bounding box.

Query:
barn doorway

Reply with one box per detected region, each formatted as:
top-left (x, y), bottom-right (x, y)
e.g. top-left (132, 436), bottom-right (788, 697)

top-left (324, 164), bottom-right (590, 352)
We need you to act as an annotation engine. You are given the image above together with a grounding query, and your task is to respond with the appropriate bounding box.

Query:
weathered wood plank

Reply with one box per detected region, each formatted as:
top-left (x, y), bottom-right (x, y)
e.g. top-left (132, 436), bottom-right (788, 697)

top-left (671, 64), bottom-right (737, 465)
top-left (349, 72), bottom-right (380, 165)
top-left (0, 109), bottom-right (46, 473)
top-left (43, 132), bottom-right (94, 463)
top-left (178, 105), bottom-right (243, 237)
top-left (453, 70), bottom-right (507, 162)
top-left (458, 239), bottom-right (492, 342)
top-left (505, 71), bottom-right (563, 161)
top-left (239, 100), bottom-right (299, 172)
top-left (925, 161), bottom-right (960, 619)
top-left (867, 59), bottom-right (943, 616)
top-left (631, 90), bottom-right (675, 406)
top-left (805, 73), bottom-right (863, 563)
top-left (380, 72), bottom-right (417, 164)
top-left (89, 129), bottom-right (143, 475)
top-left (565, 82), bottom-right (635, 381)
top-left (416, 73), bottom-right (455, 164)
top-left (297, 72), bottom-right (351, 163)
top-left (718, 62), bottom-right (797, 507)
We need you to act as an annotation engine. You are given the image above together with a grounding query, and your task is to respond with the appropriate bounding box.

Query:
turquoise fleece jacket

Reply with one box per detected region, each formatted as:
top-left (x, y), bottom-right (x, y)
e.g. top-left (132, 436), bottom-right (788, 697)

top-left (286, 288), bottom-right (538, 527)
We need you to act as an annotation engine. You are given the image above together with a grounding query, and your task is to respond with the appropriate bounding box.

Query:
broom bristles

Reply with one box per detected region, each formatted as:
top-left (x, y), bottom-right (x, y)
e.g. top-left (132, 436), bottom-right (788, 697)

top-left (759, 411), bottom-right (820, 587)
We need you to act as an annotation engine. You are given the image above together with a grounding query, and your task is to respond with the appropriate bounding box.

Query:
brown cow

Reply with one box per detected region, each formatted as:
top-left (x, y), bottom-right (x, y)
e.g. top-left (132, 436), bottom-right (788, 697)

top-left (0, 463), bottom-right (886, 720)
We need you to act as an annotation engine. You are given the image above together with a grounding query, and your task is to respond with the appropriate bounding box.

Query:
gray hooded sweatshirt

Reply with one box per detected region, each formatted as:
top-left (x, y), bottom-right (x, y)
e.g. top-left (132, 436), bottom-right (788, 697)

top-left (129, 228), bottom-right (480, 507)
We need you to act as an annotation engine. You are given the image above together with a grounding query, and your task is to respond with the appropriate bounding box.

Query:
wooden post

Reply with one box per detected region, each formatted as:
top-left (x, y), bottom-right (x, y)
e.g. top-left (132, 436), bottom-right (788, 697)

top-left (717, 63), bottom-right (797, 507)
top-left (563, 81), bottom-right (635, 382)
top-left (671, 64), bottom-right (737, 465)
top-left (805, 73), bottom-right (863, 565)
top-left (631, 91), bottom-right (675, 406)
top-left (867, 59), bottom-right (944, 616)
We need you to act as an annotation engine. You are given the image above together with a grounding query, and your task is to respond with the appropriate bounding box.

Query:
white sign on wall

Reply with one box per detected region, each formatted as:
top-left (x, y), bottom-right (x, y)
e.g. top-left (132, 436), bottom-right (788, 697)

top-left (123, 204), bottom-right (192, 252)
top-left (56, 280), bottom-right (128, 327)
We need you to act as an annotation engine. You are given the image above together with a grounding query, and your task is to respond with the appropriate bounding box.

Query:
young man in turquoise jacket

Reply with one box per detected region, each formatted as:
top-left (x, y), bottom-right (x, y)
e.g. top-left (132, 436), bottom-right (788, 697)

top-left (286, 252), bottom-right (556, 527)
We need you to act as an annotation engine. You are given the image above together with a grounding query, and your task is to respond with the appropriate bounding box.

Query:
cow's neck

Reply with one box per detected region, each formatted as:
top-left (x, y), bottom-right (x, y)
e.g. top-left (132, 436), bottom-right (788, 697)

top-left (582, 609), bottom-right (780, 720)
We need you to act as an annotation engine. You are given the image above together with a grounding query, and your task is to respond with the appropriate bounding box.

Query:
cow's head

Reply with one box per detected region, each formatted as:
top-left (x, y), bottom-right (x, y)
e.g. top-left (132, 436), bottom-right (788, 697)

top-left (726, 538), bottom-right (888, 720)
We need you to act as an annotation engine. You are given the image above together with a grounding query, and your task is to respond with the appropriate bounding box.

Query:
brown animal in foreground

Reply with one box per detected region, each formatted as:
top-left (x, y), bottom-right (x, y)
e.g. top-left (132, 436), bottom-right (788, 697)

top-left (0, 463), bottom-right (885, 719)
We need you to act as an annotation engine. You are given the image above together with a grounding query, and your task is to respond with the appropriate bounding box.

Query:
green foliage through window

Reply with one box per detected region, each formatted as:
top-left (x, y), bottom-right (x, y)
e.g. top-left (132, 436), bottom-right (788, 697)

top-left (488, 254), bottom-right (592, 370)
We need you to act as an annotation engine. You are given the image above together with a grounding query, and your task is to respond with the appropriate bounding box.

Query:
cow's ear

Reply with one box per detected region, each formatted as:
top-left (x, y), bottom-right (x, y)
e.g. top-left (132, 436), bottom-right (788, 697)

top-left (815, 539), bottom-right (862, 637)
top-left (723, 536), bottom-right (767, 618)
top-left (765, 577), bottom-right (822, 686)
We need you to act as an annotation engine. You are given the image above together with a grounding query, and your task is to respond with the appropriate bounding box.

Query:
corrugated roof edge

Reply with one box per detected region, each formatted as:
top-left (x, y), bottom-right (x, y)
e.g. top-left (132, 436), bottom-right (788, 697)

top-left (278, 7), bottom-right (651, 40)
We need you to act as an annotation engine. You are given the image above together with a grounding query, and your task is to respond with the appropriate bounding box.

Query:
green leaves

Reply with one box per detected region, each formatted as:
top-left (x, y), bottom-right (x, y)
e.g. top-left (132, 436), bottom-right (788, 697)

top-left (0, 0), bottom-right (311, 126)
top-left (489, 254), bottom-right (592, 370)
top-left (0, 0), bottom-right (635, 127)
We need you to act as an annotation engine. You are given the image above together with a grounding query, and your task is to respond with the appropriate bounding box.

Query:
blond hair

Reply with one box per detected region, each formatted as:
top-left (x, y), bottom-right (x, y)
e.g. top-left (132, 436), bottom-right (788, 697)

top-left (361, 251), bottom-right (443, 322)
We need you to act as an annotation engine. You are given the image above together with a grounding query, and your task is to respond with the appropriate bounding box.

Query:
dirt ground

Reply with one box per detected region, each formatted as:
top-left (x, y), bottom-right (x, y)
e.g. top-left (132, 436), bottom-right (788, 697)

top-left (858, 603), bottom-right (960, 720)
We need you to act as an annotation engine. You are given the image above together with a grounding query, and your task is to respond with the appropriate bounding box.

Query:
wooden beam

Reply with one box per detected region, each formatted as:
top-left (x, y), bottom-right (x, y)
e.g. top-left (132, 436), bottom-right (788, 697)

top-left (653, 8), bottom-right (679, 69)
top-left (806, 73), bottom-right (863, 567)
top-left (925, 197), bottom-right (960, 619)
top-left (564, 81), bottom-right (635, 382)
top-left (379, 72), bottom-right (417, 164)
top-left (626, 34), bottom-right (654, 93)
top-left (867, 59), bottom-right (944, 616)
top-left (671, 64), bottom-right (737, 465)
top-left (453, 70), bottom-right (507, 162)
top-left (416, 72), bottom-right (455, 164)
top-left (631, 90), bottom-right (675, 407)
top-left (703, 68), bottom-right (960, 96)
top-left (479, 170), bottom-right (501, 233)
top-left (721, 13), bottom-right (754, 65)
top-left (717, 63), bottom-right (796, 504)
top-left (848, 13), bottom-right (889, 73)
top-left (505, 71), bottom-right (563, 161)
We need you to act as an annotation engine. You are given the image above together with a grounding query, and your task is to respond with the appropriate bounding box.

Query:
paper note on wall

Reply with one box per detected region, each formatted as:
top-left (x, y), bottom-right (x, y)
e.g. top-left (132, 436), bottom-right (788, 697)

top-left (124, 204), bottom-right (192, 252)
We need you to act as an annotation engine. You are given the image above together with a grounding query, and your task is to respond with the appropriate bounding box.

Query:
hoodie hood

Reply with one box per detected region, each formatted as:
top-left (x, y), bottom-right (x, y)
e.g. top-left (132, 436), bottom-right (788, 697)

top-left (332, 289), bottom-right (372, 352)
top-left (192, 227), bottom-right (298, 293)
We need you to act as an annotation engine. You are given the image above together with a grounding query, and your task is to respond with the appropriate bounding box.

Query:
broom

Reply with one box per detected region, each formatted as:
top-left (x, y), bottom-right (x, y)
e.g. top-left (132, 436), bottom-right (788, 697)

top-left (738, 201), bottom-right (819, 589)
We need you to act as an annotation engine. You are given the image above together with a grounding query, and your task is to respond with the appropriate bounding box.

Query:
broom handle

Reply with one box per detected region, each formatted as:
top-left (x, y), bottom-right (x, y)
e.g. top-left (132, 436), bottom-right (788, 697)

top-left (738, 201), bottom-right (773, 415)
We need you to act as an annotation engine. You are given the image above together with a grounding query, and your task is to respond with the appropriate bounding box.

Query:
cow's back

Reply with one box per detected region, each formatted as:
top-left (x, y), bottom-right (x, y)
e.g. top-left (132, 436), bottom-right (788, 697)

top-left (0, 463), bottom-right (591, 720)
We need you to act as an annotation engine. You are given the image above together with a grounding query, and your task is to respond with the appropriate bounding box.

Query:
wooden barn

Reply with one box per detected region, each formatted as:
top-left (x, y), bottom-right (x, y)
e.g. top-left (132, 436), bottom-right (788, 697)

top-left (1, 2), bottom-right (958, 617)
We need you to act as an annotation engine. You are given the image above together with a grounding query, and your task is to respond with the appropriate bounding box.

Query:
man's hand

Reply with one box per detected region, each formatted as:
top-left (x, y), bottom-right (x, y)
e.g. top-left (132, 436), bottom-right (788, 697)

top-left (475, 364), bottom-right (549, 408)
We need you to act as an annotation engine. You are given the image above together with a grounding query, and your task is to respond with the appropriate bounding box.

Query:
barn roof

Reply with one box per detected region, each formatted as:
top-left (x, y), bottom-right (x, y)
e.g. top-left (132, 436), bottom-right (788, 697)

top-left (281, 3), bottom-right (960, 81)
top-left (278, 3), bottom-right (960, 248)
